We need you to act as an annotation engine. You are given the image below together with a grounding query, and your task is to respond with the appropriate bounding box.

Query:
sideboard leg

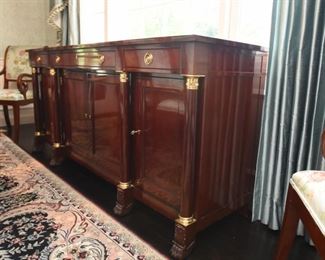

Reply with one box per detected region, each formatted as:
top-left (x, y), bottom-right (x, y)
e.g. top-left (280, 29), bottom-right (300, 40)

top-left (33, 132), bottom-right (45, 153)
top-left (49, 144), bottom-right (66, 166)
top-left (114, 183), bottom-right (134, 216)
top-left (170, 217), bottom-right (197, 259)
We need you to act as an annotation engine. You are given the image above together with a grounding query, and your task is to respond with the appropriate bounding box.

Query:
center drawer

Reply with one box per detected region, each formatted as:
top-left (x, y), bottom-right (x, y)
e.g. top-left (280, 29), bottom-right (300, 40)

top-left (50, 50), bottom-right (116, 69)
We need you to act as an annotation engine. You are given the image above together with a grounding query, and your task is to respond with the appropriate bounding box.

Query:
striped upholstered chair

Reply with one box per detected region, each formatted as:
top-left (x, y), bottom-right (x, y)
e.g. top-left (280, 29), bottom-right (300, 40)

top-left (275, 131), bottom-right (325, 259)
top-left (0, 46), bottom-right (34, 143)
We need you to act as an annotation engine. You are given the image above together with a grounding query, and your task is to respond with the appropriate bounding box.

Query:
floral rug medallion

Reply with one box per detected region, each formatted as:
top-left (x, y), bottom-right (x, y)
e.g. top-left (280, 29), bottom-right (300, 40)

top-left (0, 135), bottom-right (167, 260)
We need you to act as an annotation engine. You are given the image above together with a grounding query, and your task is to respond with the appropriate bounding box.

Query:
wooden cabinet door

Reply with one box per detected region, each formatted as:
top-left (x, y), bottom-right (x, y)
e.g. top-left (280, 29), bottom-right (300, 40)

top-left (64, 71), bottom-right (93, 158)
top-left (132, 75), bottom-right (185, 214)
top-left (89, 73), bottom-right (121, 183)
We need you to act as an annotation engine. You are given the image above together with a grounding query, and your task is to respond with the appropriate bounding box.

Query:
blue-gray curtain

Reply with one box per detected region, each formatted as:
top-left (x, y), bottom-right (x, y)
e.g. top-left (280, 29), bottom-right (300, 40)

top-left (252, 0), bottom-right (325, 233)
top-left (48, 0), bottom-right (80, 46)
top-left (62, 0), bottom-right (80, 45)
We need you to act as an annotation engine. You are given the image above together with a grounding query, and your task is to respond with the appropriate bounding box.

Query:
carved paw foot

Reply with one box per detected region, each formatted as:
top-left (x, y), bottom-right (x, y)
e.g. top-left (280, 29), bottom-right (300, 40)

top-left (170, 240), bottom-right (195, 259)
top-left (114, 186), bottom-right (134, 216)
top-left (49, 157), bottom-right (64, 166)
top-left (113, 202), bottom-right (133, 216)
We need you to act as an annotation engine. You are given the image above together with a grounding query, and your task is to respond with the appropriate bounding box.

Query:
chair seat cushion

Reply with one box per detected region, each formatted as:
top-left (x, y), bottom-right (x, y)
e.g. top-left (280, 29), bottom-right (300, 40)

top-left (0, 89), bottom-right (33, 101)
top-left (291, 170), bottom-right (325, 235)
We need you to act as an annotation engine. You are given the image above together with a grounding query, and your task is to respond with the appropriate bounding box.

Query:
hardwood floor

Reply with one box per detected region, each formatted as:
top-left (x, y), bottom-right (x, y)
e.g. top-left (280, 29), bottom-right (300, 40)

top-left (7, 124), bottom-right (320, 260)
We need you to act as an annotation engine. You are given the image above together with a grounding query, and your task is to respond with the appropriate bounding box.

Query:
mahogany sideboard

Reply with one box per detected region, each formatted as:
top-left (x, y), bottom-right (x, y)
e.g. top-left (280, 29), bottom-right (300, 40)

top-left (27, 35), bottom-right (267, 259)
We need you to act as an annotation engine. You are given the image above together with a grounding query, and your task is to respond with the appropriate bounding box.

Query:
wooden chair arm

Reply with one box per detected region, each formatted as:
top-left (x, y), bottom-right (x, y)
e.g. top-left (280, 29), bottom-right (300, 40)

top-left (17, 73), bottom-right (32, 99)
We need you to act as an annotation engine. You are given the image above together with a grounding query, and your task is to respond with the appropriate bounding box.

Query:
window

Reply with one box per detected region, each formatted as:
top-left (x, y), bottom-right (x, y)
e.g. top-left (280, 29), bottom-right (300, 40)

top-left (80, 0), bottom-right (273, 47)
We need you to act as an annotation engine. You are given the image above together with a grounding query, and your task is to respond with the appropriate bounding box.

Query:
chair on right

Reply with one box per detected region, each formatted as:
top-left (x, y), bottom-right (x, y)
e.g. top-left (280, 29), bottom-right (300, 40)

top-left (274, 131), bottom-right (325, 259)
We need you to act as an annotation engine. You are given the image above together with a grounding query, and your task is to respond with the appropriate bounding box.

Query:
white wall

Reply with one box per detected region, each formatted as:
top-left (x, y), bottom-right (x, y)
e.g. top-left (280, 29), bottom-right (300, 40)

top-left (0, 0), bottom-right (57, 56)
top-left (0, 0), bottom-right (57, 126)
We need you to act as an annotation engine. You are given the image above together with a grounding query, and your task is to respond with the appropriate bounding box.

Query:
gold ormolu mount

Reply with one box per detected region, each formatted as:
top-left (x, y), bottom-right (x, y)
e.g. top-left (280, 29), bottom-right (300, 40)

top-left (175, 215), bottom-right (196, 227)
top-left (117, 181), bottom-right (132, 190)
top-left (52, 142), bottom-right (62, 148)
top-left (50, 69), bottom-right (56, 76)
top-left (119, 72), bottom-right (128, 83)
top-left (185, 77), bottom-right (199, 90)
top-left (34, 131), bottom-right (46, 136)
top-left (182, 74), bottom-right (205, 90)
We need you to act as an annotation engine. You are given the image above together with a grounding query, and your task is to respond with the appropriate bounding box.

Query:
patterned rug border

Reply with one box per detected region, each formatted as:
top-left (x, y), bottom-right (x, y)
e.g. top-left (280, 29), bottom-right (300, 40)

top-left (0, 134), bottom-right (168, 259)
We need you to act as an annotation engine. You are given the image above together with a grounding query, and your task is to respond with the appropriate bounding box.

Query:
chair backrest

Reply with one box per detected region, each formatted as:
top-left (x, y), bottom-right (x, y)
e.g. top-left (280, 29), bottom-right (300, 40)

top-left (3, 46), bottom-right (36, 88)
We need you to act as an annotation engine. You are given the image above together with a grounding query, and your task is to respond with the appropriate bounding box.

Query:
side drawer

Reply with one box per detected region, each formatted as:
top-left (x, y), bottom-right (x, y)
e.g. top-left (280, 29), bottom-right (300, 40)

top-left (123, 47), bottom-right (181, 73)
top-left (30, 53), bottom-right (48, 67)
top-left (50, 50), bottom-right (116, 69)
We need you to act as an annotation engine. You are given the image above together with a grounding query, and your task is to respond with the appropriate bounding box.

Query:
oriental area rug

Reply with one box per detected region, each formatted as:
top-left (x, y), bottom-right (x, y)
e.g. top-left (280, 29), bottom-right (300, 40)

top-left (0, 135), bottom-right (167, 260)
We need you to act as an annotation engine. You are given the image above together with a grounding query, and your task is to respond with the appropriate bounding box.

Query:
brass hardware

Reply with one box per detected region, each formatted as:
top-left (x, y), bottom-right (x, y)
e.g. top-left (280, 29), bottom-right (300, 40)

top-left (144, 52), bottom-right (153, 65)
top-left (32, 68), bottom-right (36, 74)
top-left (50, 69), bottom-right (56, 76)
top-left (175, 215), bottom-right (196, 227)
top-left (52, 142), bottom-right (61, 148)
top-left (119, 72), bottom-right (128, 83)
top-left (55, 56), bottom-right (61, 63)
top-left (181, 74), bottom-right (205, 78)
top-left (34, 131), bottom-right (46, 136)
top-left (185, 77), bottom-right (199, 90)
top-left (84, 113), bottom-right (92, 119)
top-left (75, 53), bottom-right (105, 66)
top-left (99, 55), bottom-right (105, 64)
top-left (117, 181), bottom-right (132, 190)
top-left (130, 130), bottom-right (141, 135)
top-left (36, 56), bottom-right (41, 63)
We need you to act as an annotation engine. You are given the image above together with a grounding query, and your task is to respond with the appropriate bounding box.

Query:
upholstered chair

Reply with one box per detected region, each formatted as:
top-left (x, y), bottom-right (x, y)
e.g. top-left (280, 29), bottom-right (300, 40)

top-left (0, 46), bottom-right (35, 143)
top-left (275, 131), bottom-right (325, 259)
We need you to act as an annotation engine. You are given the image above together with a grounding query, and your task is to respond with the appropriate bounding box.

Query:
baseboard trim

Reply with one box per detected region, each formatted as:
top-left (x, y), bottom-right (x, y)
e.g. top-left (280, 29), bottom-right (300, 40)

top-left (0, 106), bottom-right (34, 126)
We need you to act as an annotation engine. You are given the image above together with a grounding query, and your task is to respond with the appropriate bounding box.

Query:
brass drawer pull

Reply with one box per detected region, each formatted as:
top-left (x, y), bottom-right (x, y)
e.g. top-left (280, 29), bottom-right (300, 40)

top-left (36, 56), bottom-right (41, 63)
top-left (76, 54), bottom-right (105, 65)
top-left (130, 130), bottom-right (141, 135)
top-left (55, 56), bottom-right (61, 63)
top-left (144, 52), bottom-right (153, 65)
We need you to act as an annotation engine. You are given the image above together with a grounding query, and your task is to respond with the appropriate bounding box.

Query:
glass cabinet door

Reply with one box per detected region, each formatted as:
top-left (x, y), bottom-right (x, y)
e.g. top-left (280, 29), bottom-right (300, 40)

top-left (132, 75), bottom-right (185, 212)
top-left (63, 71), bottom-right (93, 158)
top-left (90, 73), bottom-right (122, 183)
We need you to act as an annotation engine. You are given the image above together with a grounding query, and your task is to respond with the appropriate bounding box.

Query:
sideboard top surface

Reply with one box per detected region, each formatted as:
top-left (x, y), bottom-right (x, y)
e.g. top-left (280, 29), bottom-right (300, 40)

top-left (27, 35), bottom-right (267, 53)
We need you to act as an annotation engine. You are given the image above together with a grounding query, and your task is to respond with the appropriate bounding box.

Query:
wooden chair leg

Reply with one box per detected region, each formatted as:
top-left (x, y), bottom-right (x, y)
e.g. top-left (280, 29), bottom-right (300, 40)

top-left (12, 105), bottom-right (20, 143)
top-left (274, 186), bottom-right (300, 260)
top-left (3, 105), bottom-right (11, 128)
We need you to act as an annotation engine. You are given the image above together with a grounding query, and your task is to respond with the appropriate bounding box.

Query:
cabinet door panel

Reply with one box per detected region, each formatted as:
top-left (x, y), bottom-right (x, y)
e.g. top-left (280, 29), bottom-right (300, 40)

top-left (133, 76), bottom-right (184, 211)
top-left (91, 75), bottom-right (121, 181)
top-left (64, 72), bottom-right (92, 157)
